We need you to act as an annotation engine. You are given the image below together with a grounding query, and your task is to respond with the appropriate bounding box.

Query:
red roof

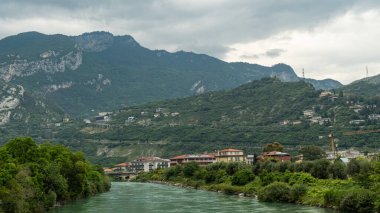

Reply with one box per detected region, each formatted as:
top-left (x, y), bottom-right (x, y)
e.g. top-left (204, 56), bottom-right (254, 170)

top-left (262, 151), bottom-right (290, 156)
top-left (170, 155), bottom-right (187, 160)
top-left (219, 148), bottom-right (243, 152)
top-left (170, 154), bottom-right (215, 160)
top-left (115, 162), bottom-right (129, 167)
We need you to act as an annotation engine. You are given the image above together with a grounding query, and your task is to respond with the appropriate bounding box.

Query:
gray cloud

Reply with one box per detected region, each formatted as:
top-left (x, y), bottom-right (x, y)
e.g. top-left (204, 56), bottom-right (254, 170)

top-left (264, 49), bottom-right (286, 58)
top-left (1, 0), bottom-right (379, 54)
top-left (0, 0), bottom-right (380, 83)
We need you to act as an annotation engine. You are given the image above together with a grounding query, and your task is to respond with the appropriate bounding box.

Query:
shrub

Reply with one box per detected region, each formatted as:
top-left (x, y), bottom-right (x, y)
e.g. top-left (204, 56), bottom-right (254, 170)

top-left (231, 169), bottom-right (254, 186)
top-left (310, 159), bottom-right (331, 179)
top-left (258, 182), bottom-right (291, 203)
top-left (323, 189), bottom-right (346, 208)
top-left (183, 162), bottom-right (199, 177)
top-left (339, 190), bottom-right (374, 213)
top-left (289, 184), bottom-right (307, 203)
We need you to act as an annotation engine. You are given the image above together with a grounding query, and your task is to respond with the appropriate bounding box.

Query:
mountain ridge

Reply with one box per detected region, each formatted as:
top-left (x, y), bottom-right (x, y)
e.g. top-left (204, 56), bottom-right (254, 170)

top-left (0, 31), bottom-right (342, 117)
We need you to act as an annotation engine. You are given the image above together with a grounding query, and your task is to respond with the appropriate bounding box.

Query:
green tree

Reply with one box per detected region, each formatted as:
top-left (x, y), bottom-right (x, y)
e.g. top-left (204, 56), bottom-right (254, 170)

top-left (300, 145), bottom-right (325, 161)
top-left (311, 159), bottom-right (331, 179)
top-left (263, 142), bottom-right (284, 152)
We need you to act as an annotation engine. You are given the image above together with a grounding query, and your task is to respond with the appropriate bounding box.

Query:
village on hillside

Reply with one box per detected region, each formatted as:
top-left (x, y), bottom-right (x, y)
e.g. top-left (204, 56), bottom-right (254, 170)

top-left (104, 144), bottom-right (378, 181)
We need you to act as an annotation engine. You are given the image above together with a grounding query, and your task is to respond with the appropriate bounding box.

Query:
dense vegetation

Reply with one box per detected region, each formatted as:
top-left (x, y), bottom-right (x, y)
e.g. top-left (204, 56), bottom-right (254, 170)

top-left (0, 137), bottom-right (110, 212)
top-left (342, 74), bottom-right (380, 97)
top-left (54, 78), bottom-right (380, 164)
top-left (136, 156), bottom-right (380, 212)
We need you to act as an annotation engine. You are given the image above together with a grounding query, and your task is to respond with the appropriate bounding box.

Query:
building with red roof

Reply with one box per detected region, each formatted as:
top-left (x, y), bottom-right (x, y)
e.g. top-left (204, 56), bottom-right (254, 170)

top-left (215, 148), bottom-right (245, 163)
top-left (257, 151), bottom-right (291, 162)
top-left (170, 154), bottom-right (216, 166)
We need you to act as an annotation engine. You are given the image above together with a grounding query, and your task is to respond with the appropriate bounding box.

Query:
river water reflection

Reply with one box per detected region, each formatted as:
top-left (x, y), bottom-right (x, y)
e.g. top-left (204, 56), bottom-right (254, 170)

top-left (52, 182), bottom-right (335, 213)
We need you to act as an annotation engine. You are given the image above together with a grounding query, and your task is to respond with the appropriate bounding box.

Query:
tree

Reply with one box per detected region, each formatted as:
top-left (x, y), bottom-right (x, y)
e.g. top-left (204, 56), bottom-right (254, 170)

top-left (311, 159), bottom-right (331, 179)
top-left (263, 142), bottom-right (284, 152)
top-left (300, 145), bottom-right (325, 161)
top-left (231, 169), bottom-right (254, 186)
top-left (328, 159), bottom-right (347, 179)
top-left (183, 162), bottom-right (199, 177)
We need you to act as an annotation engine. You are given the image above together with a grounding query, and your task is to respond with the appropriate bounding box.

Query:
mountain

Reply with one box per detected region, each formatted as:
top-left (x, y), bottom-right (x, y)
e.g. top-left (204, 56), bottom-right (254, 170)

top-left (342, 74), bottom-right (380, 97)
top-left (58, 78), bottom-right (378, 164)
top-left (0, 80), bottom-right (63, 142)
top-left (0, 31), bottom-right (342, 116)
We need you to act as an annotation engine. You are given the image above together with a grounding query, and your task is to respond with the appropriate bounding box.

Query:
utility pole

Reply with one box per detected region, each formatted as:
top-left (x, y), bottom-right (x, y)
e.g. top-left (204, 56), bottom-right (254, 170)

top-left (302, 68), bottom-right (305, 80)
top-left (366, 66), bottom-right (369, 78)
top-left (328, 133), bottom-right (337, 159)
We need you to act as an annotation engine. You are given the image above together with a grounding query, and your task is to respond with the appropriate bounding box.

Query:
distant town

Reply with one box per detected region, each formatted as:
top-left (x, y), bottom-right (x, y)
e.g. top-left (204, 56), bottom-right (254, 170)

top-left (105, 145), bottom-right (378, 181)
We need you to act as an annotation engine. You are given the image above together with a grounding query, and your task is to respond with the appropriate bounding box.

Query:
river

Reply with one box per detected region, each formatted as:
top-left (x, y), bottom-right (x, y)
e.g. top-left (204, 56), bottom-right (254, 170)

top-left (52, 182), bottom-right (334, 213)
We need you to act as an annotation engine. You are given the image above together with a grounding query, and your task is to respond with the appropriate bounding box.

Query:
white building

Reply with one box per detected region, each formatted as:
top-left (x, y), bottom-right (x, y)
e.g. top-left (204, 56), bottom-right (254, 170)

top-left (130, 157), bottom-right (170, 173)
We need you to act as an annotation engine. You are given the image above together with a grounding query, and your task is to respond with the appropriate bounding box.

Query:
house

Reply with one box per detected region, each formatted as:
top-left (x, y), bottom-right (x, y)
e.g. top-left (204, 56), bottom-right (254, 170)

top-left (292, 120), bottom-right (302, 125)
top-left (171, 112), bottom-right (180, 117)
top-left (130, 157), bottom-right (170, 173)
top-left (319, 91), bottom-right (333, 97)
top-left (279, 120), bottom-right (290, 126)
top-left (349, 105), bottom-right (364, 113)
top-left (349, 120), bottom-right (365, 125)
top-left (99, 112), bottom-right (113, 116)
top-left (83, 119), bottom-right (91, 124)
top-left (112, 162), bottom-right (133, 172)
top-left (303, 110), bottom-right (315, 118)
top-left (96, 115), bottom-right (111, 122)
top-left (246, 155), bottom-right (255, 165)
top-left (170, 154), bottom-right (216, 166)
top-left (369, 114), bottom-right (380, 120)
top-left (63, 116), bottom-right (70, 123)
top-left (257, 151), bottom-right (291, 162)
top-left (215, 148), bottom-right (245, 163)
top-left (310, 116), bottom-right (322, 124)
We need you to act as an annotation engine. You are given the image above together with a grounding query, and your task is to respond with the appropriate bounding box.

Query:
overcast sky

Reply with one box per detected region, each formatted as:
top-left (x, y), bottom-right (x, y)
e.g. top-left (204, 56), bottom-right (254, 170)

top-left (1, 0), bottom-right (379, 84)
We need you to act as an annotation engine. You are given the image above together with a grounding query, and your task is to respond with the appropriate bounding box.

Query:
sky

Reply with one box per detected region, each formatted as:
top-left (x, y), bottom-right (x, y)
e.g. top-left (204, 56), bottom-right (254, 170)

top-left (0, 0), bottom-right (380, 84)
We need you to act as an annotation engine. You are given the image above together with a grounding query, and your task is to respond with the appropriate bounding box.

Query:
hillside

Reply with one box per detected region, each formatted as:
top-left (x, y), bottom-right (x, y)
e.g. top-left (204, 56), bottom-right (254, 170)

top-left (0, 31), bottom-right (342, 116)
top-left (54, 78), bottom-right (379, 164)
top-left (0, 80), bottom-right (63, 142)
top-left (342, 74), bottom-right (380, 97)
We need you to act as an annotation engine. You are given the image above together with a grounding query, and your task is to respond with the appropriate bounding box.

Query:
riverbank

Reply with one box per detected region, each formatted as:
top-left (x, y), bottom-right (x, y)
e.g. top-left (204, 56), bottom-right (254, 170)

top-left (134, 160), bottom-right (380, 213)
top-left (51, 182), bottom-right (333, 213)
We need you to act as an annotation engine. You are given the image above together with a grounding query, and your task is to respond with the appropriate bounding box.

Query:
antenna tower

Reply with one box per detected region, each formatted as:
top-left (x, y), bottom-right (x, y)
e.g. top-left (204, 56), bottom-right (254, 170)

top-left (302, 68), bottom-right (305, 79)
top-left (366, 66), bottom-right (369, 78)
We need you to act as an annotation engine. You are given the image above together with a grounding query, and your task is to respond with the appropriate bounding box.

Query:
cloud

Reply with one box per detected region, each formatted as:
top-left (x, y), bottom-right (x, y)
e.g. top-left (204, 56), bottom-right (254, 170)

top-left (0, 0), bottom-right (379, 83)
top-left (264, 49), bottom-right (286, 58)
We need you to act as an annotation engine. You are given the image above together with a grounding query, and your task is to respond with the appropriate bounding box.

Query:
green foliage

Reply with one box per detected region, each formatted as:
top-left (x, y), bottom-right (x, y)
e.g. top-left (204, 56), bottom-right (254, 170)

top-left (289, 184), bottom-right (307, 203)
top-left (183, 162), bottom-right (199, 177)
top-left (328, 159), bottom-right (347, 179)
top-left (263, 142), bottom-right (284, 152)
top-left (231, 169), bottom-right (254, 186)
top-left (300, 145), bottom-right (325, 161)
top-left (0, 138), bottom-right (110, 212)
top-left (339, 190), bottom-right (374, 213)
top-left (258, 182), bottom-right (291, 203)
top-left (310, 159), bottom-right (331, 179)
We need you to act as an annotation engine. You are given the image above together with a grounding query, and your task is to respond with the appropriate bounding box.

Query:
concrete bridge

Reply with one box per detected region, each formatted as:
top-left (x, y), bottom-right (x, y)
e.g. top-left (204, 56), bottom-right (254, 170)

top-left (106, 171), bottom-right (137, 181)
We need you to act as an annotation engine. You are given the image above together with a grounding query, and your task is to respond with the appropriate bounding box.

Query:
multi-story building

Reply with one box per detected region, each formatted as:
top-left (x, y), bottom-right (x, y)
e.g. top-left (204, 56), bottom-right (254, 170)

top-left (257, 151), bottom-right (291, 162)
top-left (130, 157), bottom-right (170, 173)
top-left (170, 154), bottom-right (216, 166)
top-left (215, 148), bottom-right (245, 163)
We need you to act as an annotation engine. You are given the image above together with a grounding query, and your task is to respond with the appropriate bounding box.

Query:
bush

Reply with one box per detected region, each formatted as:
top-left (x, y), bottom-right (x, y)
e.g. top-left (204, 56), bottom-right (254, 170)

top-left (258, 182), bottom-right (291, 203)
top-left (323, 189), bottom-right (346, 208)
top-left (183, 162), bottom-right (199, 177)
top-left (339, 190), bottom-right (374, 213)
top-left (231, 169), bottom-right (254, 186)
top-left (289, 184), bottom-right (307, 203)
top-left (310, 159), bottom-right (331, 179)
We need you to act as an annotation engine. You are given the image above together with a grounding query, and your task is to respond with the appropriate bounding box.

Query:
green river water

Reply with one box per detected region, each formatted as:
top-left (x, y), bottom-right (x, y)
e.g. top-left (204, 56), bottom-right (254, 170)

top-left (52, 182), bottom-right (335, 213)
